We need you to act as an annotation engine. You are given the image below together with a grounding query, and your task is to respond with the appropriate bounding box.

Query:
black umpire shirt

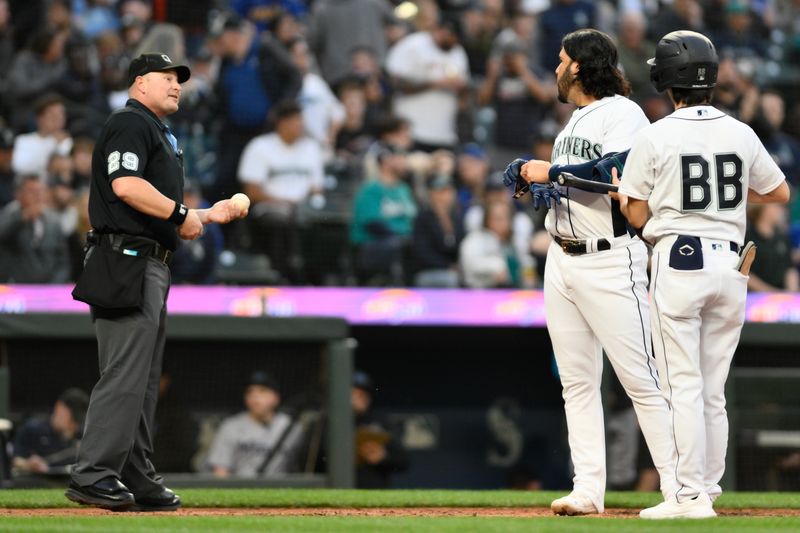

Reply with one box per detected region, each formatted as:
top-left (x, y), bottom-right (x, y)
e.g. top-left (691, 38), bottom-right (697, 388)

top-left (89, 99), bottom-right (184, 251)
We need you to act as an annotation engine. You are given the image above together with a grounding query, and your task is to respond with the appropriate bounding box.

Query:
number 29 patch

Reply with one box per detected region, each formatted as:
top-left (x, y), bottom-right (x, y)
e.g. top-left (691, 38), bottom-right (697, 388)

top-left (107, 151), bottom-right (139, 174)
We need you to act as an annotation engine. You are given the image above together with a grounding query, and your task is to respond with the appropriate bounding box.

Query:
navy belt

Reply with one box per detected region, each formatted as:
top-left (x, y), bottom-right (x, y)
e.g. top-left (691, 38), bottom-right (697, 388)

top-left (553, 236), bottom-right (611, 255)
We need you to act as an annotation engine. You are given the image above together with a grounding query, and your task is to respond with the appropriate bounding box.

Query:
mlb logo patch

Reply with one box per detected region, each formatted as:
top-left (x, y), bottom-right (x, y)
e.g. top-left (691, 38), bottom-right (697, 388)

top-left (698, 67), bottom-right (706, 81)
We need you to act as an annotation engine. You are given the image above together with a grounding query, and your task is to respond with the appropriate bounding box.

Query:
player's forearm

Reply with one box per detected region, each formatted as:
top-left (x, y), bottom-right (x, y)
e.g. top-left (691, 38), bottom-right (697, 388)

top-left (747, 181), bottom-right (790, 204)
top-left (622, 197), bottom-right (649, 230)
top-left (111, 176), bottom-right (180, 220)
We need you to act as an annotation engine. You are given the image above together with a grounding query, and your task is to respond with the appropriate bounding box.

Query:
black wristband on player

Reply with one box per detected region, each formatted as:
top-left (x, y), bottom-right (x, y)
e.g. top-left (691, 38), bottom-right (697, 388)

top-left (169, 202), bottom-right (188, 225)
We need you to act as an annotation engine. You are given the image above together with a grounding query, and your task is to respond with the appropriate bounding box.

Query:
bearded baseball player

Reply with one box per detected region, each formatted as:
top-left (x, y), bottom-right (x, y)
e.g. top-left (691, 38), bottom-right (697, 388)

top-left (615, 31), bottom-right (789, 519)
top-left (505, 28), bottom-right (678, 516)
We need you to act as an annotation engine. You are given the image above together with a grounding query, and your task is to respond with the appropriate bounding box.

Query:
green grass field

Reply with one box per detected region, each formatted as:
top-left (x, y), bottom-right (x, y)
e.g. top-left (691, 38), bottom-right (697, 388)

top-left (1, 489), bottom-right (798, 532)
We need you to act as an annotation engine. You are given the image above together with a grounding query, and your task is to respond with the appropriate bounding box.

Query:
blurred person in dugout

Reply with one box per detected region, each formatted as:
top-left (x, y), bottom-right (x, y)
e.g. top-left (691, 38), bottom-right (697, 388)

top-left (13, 388), bottom-right (89, 477)
top-left (0, 174), bottom-right (70, 283)
top-left (351, 371), bottom-right (409, 489)
top-left (207, 371), bottom-right (305, 477)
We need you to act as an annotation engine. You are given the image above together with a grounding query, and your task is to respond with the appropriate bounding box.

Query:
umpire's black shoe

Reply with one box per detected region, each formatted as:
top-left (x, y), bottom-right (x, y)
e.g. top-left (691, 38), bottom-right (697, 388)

top-left (65, 476), bottom-right (135, 511)
top-left (131, 486), bottom-right (182, 512)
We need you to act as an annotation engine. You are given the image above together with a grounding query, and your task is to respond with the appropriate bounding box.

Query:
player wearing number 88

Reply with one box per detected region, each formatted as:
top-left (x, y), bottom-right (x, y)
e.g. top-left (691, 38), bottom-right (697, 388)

top-left (617, 30), bottom-right (790, 519)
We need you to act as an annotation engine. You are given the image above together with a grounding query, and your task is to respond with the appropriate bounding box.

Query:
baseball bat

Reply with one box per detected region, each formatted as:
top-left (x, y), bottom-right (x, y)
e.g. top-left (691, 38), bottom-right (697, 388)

top-left (557, 172), bottom-right (618, 193)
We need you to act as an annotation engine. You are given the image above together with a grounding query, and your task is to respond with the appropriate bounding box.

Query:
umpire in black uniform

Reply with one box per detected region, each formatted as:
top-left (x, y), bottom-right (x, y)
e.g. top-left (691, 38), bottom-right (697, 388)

top-left (66, 53), bottom-right (247, 511)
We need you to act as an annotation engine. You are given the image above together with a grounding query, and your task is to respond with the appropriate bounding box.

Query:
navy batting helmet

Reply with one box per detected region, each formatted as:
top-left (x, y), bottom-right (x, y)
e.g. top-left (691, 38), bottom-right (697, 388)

top-left (648, 31), bottom-right (718, 92)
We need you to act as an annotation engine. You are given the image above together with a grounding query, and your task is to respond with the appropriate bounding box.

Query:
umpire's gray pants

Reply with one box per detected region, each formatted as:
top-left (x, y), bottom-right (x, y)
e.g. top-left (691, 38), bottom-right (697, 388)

top-left (71, 256), bottom-right (170, 497)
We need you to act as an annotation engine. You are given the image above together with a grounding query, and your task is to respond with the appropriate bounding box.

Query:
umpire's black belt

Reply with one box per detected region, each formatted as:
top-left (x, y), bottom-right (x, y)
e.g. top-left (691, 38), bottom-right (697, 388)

top-left (553, 235), bottom-right (611, 255)
top-left (88, 232), bottom-right (173, 265)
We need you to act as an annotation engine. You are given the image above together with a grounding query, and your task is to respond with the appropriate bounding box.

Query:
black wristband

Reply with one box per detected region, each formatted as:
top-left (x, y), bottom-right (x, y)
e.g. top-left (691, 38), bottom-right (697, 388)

top-left (169, 202), bottom-right (188, 225)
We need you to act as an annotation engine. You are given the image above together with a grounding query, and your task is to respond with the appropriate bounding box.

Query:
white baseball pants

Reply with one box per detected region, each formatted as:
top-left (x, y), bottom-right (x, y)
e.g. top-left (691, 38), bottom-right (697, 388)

top-left (650, 235), bottom-right (747, 501)
top-left (544, 237), bottom-right (678, 511)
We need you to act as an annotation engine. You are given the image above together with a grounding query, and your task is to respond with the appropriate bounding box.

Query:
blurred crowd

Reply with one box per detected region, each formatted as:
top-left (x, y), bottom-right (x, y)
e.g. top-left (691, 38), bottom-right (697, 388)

top-left (0, 0), bottom-right (799, 290)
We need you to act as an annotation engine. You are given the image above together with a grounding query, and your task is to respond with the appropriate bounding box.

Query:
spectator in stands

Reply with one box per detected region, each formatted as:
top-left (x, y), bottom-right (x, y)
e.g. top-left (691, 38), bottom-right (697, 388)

top-left (712, 1), bottom-right (768, 61)
top-left (362, 115), bottom-right (413, 183)
top-left (460, 1), bottom-right (503, 78)
top-left (386, 14), bottom-right (470, 152)
top-left (11, 94), bottom-right (73, 179)
top-left (454, 142), bottom-right (490, 213)
top-left (0, 128), bottom-right (13, 206)
top-left (207, 371), bottom-right (305, 477)
top-left (464, 173), bottom-right (536, 287)
top-left (209, 11), bottom-right (301, 203)
top-left (647, 0), bottom-right (705, 43)
top-left (170, 181), bottom-right (223, 284)
top-left (334, 78), bottom-right (375, 162)
top-left (233, 0), bottom-right (307, 35)
top-left (151, 369), bottom-right (199, 473)
top-left (238, 100), bottom-right (324, 281)
top-left (754, 91), bottom-right (800, 186)
top-left (289, 37), bottom-right (345, 158)
top-left (57, 34), bottom-right (109, 137)
top-left (0, 0), bottom-right (14, 118)
top-left (74, 0), bottom-right (119, 40)
top-left (539, 0), bottom-right (596, 72)
top-left (46, 153), bottom-right (78, 237)
top-left (351, 370), bottom-right (408, 488)
top-left (122, 0), bottom-right (186, 62)
top-left (714, 56), bottom-right (760, 123)
top-left (6, 29), bottom-right (69, 129)
top-left (70, 136), bottom-right (94, 191)
top-left (309, 0), bottom-right (396, 85)
top-left (0, 174), bottom-right (69, 283)
top-left (351, 143), bottom-right (417, 285)
top-left (460, 200), bottom-right (526, 288)
top-left (616, 11), bottom-right (658, 104)
top-left (477, 35), bottom-right (555, 168)
top-left (745, 204), bottom-right (799, 292)
top-left (347, 45), bottom-right (392, 119)
top-left (411, 174), bottom-right (464, 287)
top-left (12, 388), bottom-right (89, 475)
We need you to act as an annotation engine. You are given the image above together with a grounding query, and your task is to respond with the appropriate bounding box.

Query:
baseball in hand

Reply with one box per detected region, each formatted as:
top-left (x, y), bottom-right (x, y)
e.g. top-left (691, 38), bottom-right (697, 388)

top-left (230, 193), bottom-right (251, 212)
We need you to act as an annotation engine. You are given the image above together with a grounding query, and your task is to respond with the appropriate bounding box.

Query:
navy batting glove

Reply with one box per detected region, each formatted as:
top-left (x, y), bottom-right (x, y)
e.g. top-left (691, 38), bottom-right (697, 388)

top-left (503, 158), bottom-right (528, 188)
top-left (594, 149), bottom-right (630, 183)
top-left (531, 184), bottom-right (562, 211)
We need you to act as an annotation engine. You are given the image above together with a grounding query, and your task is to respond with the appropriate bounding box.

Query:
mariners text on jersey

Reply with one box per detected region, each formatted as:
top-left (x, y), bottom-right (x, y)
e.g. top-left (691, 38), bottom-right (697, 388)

top-left (552, 135), bottom-right (603, 161)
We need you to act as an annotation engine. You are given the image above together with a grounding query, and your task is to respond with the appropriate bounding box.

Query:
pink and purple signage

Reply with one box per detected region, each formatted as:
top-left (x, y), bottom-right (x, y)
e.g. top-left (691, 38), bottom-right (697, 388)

top-left (0, 285), bottom-right (798, 326)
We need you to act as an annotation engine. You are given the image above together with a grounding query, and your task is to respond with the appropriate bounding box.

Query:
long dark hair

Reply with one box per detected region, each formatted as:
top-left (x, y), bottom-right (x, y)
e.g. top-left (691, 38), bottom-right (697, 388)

top-left (562, 29), bottom-right (631, 98)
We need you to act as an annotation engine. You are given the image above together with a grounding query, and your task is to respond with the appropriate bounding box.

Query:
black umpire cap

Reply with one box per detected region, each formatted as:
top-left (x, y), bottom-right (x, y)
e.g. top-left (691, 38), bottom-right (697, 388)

top-left (127, 53), bottom-right (191, 87)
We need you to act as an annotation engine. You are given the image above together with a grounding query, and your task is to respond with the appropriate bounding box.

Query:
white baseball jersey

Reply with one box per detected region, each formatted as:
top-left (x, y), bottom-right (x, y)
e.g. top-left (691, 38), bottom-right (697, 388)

top-left (547, 94), bottom-right (649, 239)
top-left (620, 104), bottom-right (786, 503)
top-left (542, 94), bottom-right (679, 512)
top-left (620, 105), bottom-right (786, 245)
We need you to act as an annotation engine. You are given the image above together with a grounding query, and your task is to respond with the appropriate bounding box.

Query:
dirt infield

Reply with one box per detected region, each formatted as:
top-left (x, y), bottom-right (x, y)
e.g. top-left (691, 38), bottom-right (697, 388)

top-left (2, 507), bottom-right (799, 518)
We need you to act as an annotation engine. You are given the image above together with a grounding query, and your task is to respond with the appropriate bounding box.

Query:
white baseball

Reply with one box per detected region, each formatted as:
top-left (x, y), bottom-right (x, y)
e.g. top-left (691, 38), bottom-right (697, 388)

top-left (230, 192), bottom-right (250, 212)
